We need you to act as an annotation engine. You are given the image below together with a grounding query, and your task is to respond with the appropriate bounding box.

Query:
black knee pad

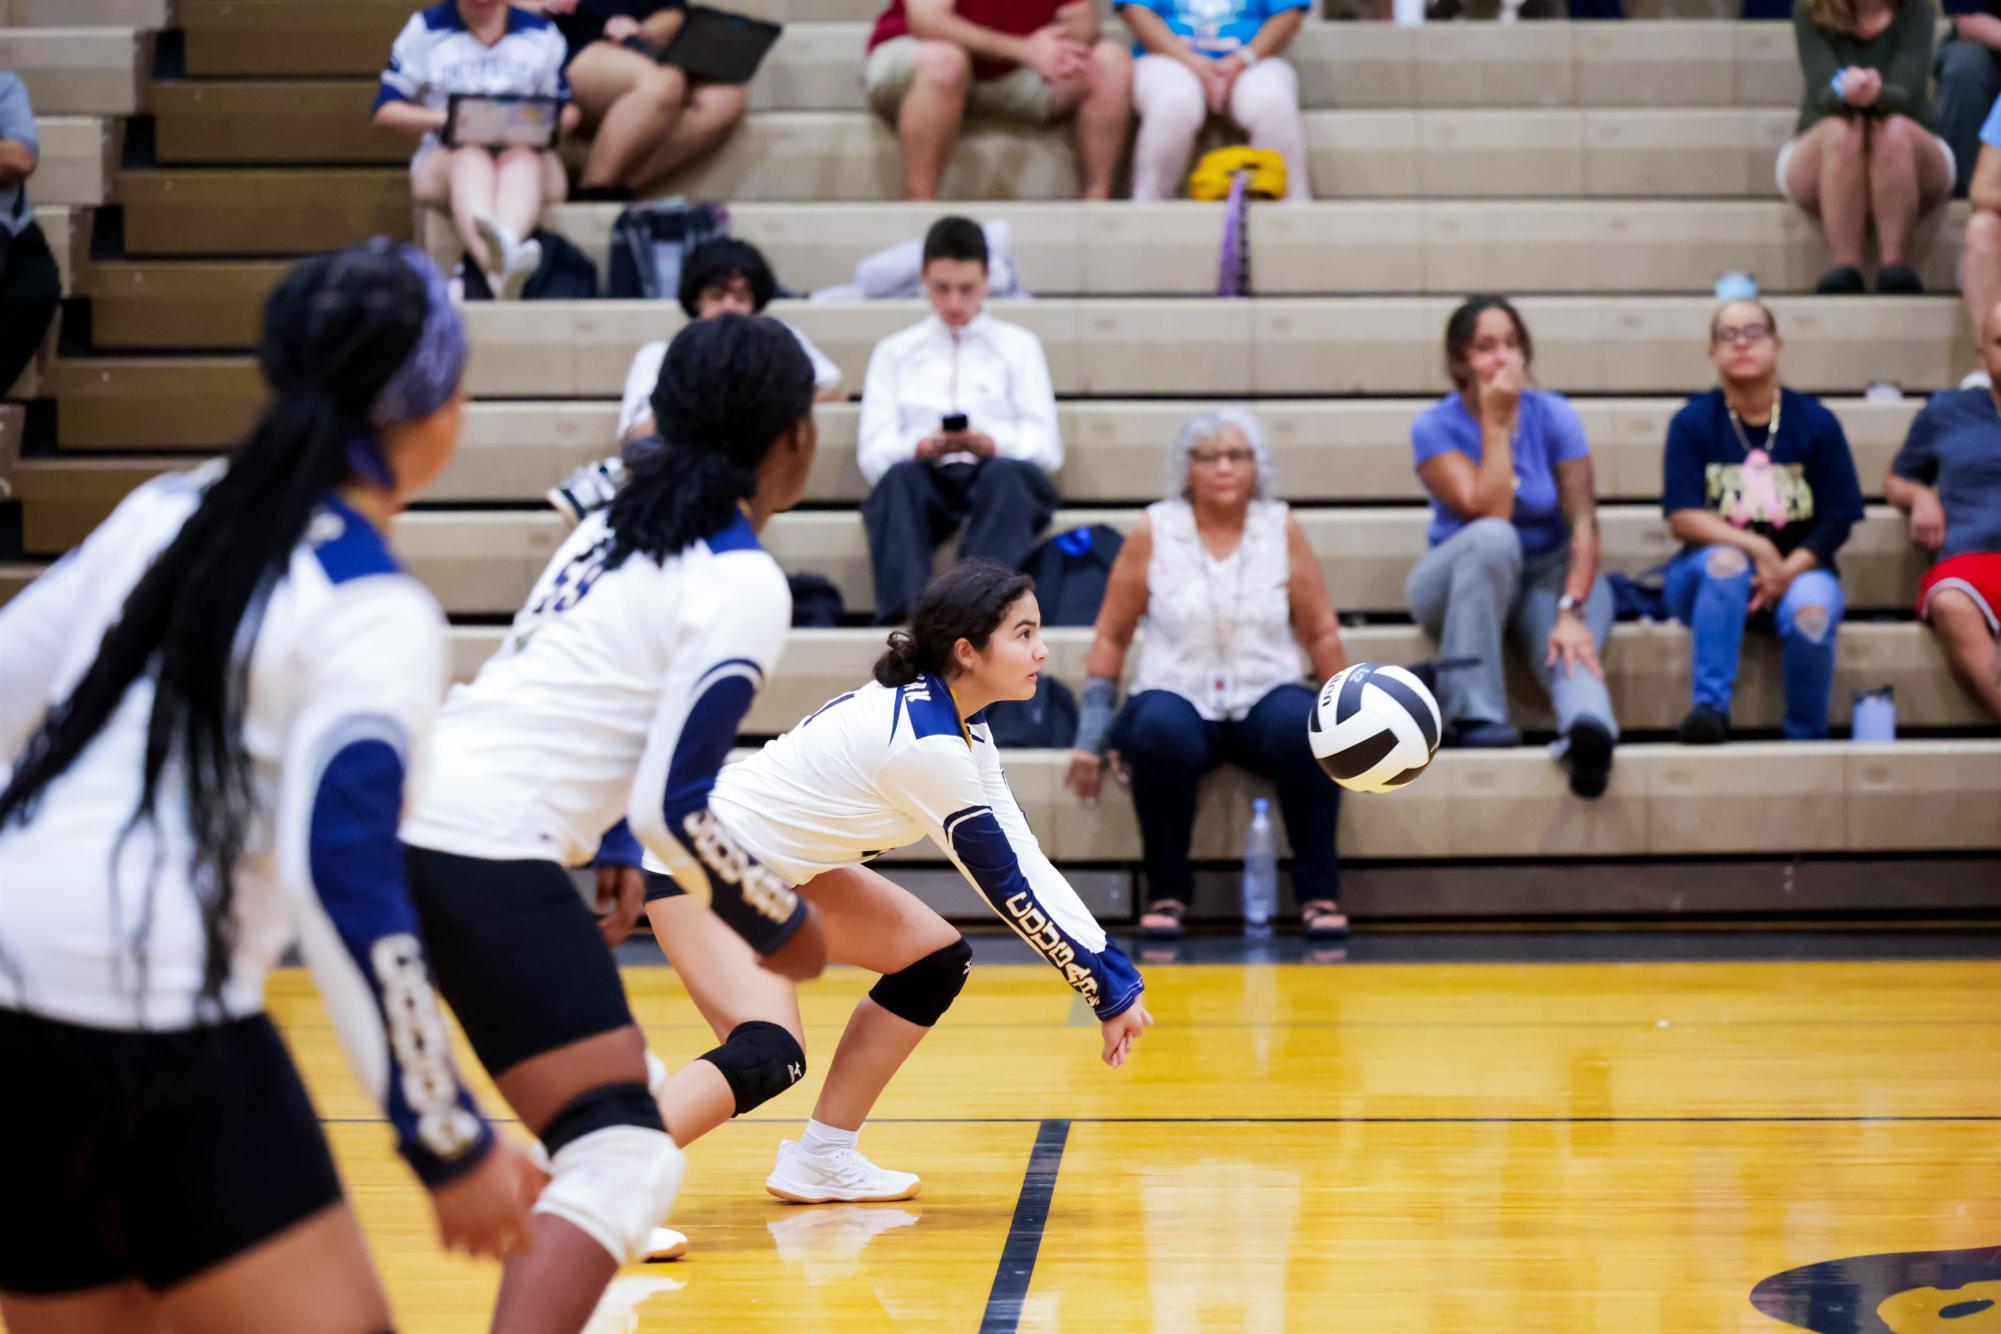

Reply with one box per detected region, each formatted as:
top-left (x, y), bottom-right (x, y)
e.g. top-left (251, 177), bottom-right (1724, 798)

top-left (868, 936), bottom-right (972, 1028)
top-left (540, 1081), bottom-right (664, 1156)
top-left (698, 1020), bottom-right (806, 1116)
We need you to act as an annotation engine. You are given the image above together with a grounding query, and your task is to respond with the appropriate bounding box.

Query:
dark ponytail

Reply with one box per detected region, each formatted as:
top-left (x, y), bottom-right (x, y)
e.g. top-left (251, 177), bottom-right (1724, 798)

top-left (0, 244), bottom-right (441, 1015)
top-left (604, 313), bottom-right (814, 572)
top-left (874, 558), bottom-right (1035, 687)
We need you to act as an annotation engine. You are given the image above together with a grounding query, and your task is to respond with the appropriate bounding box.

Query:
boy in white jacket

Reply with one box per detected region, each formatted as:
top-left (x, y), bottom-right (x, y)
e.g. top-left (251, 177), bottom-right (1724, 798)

top-left (858, 216), bottom-right (1063, 622)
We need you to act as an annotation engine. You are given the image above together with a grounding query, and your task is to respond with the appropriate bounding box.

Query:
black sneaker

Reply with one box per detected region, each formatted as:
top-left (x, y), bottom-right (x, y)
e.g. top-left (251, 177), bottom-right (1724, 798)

top-left (1676, 705), bottom-right (1730, 746)
top-left (1564, 718), bottom-right (1614, 799)
top-left (1815, 266), bottom-right (1866, 295)
top-left (1876, 264), bottom-right (1925, 295)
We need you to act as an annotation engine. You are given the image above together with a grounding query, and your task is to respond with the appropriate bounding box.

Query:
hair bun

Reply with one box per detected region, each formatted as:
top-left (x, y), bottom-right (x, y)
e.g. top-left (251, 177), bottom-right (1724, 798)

top-left (873, 630), bottom-right (922, 687)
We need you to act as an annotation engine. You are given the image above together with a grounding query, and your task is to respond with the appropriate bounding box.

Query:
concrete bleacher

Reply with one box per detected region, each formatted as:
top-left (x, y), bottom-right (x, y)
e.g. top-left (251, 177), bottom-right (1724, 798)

top-left (9, 10), bottom-right (1995, 904)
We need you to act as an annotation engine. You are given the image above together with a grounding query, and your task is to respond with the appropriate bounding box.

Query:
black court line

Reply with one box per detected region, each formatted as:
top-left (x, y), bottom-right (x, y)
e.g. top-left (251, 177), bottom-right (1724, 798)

top-left (319, 1114), bottom-right (2001, 1126)
top-left (980, 1118), bottom-right (1070, 1334)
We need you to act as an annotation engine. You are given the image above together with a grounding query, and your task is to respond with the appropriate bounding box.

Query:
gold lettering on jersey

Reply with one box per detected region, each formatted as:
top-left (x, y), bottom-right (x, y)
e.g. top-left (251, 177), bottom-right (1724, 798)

top-left (1002, 891), bottom-right (1100, 1008)
top-left (371, 934), bottom-right (484, 1160)
top-left (680, 808), bottom-right (798, 924)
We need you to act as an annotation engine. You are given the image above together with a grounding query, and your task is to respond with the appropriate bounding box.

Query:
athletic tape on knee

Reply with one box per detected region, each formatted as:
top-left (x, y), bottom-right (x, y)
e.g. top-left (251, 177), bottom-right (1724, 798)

top-left (698, 1021), bottom-right (805, 1115)
top-left (539, 1081), bottom-right (664, 1158)
top-left (868, 937), bottom-right (972, 1028)
top-left (534, 1125), bottom-right (685, 1264)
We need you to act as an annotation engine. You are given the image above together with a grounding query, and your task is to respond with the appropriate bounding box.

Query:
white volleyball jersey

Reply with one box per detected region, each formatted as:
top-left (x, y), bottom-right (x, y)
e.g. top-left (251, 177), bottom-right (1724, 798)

top-left (401, 508), bottom-right (808, 950)
top-left (374, 3), bottom-right (570, 162)
top-left (0, 472), bottom-right (490, 1183)
top-left (696, 677), bottom-right (1145, 1018)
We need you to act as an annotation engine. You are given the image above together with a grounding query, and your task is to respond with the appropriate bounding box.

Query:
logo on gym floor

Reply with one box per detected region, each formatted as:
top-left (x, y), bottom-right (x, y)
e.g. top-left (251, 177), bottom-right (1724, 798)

top-left (1750, 1246), bottom-right (2001, 1332)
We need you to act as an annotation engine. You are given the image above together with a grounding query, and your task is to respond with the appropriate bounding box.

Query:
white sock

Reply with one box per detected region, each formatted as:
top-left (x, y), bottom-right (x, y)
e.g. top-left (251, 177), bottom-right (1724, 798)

top-left (800, 1118), bottom-right (858, 1156)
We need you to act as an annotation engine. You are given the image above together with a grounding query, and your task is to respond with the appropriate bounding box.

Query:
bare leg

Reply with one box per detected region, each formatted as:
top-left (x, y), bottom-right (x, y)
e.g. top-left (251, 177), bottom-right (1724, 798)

top-left (447, 145), bottom-right (502, 271)
top-left (896, 40), bottom-right (972, 200)
top-left (489, 1026), bottom-right (652, 1334)
top-left (570, 45), bottom-right (688, 189)
top-left (492, 146), bottom-right (551, 248)
top-left (1130, 53), bottom-right (1207, 202)
top-left (1964, 211), bottom-right (2001, 339)
top-left (1869, 114), bottom-right (1952, 266)
top-left (1072, 40), bottom-right (1134, 201)
top-left (3, 1282), bottom-right (171, 1334)
top-left (1929, 588), bottom-right (2001, 720)
top-left (1788, 116), bottom-right (1869, 270)
top-left (627, 82), bottom-right (750, 192)
top-left (797, 865), bottom-right (962, 1131)
top-left (646, 893), bottom-right (805, 1146)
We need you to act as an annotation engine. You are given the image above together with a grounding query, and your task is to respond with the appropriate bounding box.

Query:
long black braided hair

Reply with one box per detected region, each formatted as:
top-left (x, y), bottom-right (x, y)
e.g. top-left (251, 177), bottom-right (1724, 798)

top-left (0, 245), bottom-right (444, 1016)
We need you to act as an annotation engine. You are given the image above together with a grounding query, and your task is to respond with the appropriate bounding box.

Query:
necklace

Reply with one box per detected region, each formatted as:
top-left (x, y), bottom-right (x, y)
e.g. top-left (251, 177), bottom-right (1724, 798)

top-left (1726, 385), bottom-right (1781, 459)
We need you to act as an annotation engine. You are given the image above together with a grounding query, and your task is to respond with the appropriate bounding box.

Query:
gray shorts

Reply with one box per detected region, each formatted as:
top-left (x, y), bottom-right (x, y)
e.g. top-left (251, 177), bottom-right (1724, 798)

top-left (863, 35), bottom-right (1067, 126)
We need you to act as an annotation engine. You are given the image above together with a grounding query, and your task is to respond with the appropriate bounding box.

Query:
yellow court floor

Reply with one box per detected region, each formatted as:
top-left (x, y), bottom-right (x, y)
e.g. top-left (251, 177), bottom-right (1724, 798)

top-left (266, 953), bottom-right (2000, 1334)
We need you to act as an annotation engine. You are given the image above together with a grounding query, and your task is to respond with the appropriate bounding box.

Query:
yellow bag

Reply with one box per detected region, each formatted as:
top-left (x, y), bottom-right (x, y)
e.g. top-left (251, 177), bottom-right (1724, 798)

top-left (1187, 147), bottom-right (1288, 202)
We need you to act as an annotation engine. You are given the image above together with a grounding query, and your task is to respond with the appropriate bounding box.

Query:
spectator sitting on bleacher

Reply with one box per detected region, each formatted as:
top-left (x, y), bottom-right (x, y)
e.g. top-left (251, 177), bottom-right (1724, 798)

top-left (859, 216), bottom-right (1060, 624)
top-left (1661, 299), bottom-right (1865, 744)
top-left (545, 236), bottom-right (843, 522)
top-left (374, 0), bottom-right (578, 299)
top-left (535, 0), bottom-right (749, 199)
top-left (864, 0), bottom-right (1134, 202)
top-left (1959, 94), bottom-right (2001, 358)
top-left (1405, 297), bottom-right (1619, 799)
top-left (0, 74), bottom-right (61, 399)
top-left (1783, 0), bottom-right (1952, 294)
top-left (1931, 5), bottom-right (2001, 197)
top-left (1884, 297), bottom-right (2001, 720)
top-left (1064, 408), bottom-right (1351, 942)
top-left (1119, 0), bottom-right (1313, 202)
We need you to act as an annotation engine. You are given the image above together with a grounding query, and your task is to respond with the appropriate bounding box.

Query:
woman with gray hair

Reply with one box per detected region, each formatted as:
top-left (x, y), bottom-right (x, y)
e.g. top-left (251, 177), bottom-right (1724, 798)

top-left (1065, 408), bottom-right (1349, 940)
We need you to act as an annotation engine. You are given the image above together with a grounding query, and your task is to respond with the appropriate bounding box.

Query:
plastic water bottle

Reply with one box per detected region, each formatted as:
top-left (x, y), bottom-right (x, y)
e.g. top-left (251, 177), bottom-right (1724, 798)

top-left (1242, 798), bottom-right (1278, 935)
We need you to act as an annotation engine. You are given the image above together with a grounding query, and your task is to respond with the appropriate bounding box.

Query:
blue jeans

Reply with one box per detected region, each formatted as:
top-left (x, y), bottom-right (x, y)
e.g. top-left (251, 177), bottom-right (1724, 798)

top-left (1664, 544), bottom-right (1846, 739)
top-left (1110, 684), bottom-right (1339, 909)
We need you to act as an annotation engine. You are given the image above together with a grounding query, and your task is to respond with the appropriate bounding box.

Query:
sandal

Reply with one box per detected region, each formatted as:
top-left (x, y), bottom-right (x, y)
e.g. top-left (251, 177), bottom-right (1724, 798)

top-left (1300, 900), bottom-right (1352, 941)
top-left (1139, 898), bottom-right (1188, 940)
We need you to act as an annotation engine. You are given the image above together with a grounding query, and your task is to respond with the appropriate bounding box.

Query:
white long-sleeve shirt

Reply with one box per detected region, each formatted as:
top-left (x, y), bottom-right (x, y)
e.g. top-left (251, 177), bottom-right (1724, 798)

top-left (0, 473), bottom-right (491, 1185)
top-left (400, 508), bottom-right (808, 953)
top-left (675, 677), bottom-right (1144, 1018)
top-left (856, 311), bottom-right (1062, 486)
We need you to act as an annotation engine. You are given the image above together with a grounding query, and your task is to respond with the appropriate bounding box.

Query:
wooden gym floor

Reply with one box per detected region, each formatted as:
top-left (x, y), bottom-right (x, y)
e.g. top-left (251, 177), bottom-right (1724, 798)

top-left (267, 932), bottom-right (2000, 1334)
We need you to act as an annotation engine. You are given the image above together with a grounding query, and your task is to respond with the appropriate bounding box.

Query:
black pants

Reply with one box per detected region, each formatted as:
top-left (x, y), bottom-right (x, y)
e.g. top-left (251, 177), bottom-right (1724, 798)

top-left (0, 221), bottom-right (61, 395)
top-left (1934, 38), bottom-right (2001, 197)
top-left (1109, 685), bottom-right (1342, 911)
top-left (862, 458), bottom-right (1058, 623)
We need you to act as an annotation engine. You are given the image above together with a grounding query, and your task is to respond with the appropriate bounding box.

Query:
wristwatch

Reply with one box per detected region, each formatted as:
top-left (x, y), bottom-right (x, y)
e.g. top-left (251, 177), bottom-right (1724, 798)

top-left (1234, 47), bottom-right (1260, 66)
top-left (1557, 593), bottom-right (1583, 617)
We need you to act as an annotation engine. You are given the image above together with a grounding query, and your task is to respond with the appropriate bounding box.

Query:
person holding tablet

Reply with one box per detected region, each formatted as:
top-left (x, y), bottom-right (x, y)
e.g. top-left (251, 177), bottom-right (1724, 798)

top-left (537, 1), bottom-right (755, 199)
top-left (375, 0), bottom-right (578, 299)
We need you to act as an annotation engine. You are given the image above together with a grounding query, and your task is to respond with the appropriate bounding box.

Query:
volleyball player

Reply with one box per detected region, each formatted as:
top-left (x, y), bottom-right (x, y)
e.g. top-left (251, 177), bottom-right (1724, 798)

top-left (396, 313), bottom-right (827, 1331)
top-left (639, 557), bottom-right (1153, 1207)
top-left (0, 245), bottom-right (537, 1334)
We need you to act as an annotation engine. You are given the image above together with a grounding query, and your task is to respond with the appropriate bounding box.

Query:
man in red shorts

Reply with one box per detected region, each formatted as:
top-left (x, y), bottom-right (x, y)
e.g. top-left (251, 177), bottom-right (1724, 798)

top-left (864, 0), bottom-right (1133, 200)
top-left (1885, 298), bottom-right (2001, 720)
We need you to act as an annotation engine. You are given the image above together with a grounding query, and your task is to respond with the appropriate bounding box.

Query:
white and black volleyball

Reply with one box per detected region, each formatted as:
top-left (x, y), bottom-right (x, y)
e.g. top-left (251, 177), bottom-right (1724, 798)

top-left (1307, 663), bottom-right (1443, 793)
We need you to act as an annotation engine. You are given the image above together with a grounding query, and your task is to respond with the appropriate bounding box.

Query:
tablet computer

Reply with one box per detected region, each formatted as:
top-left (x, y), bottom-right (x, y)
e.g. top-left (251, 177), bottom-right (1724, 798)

top-left (443, 93), bottom-right (563, 150)
top-left (657, 6), bottom-right (782, 85)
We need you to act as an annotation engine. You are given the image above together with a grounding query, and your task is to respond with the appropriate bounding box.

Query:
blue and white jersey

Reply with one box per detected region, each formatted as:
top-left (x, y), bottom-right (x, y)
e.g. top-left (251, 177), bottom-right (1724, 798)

top-left (0, 471), bottom-right (490, 1186)
top-left (696, 677), bottom-right (1145, 1019)
top-left (375, 2), bottom-right (571, 161)
top-left (401, 508), bottom-right (807, 952)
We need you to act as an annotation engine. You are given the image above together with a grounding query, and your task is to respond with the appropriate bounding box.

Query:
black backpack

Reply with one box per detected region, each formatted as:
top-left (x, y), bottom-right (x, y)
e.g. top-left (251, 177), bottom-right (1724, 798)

top-left (983, 675), bottom-right (1079, 749)
top-left (787, 573), bottom-right (845, 628)
top-left (460, 227), bottom-right (600, 301)
top-left (1019, 524), bottom-right (1125, 628)
top-left (607, 200), bottom-right (728, 300)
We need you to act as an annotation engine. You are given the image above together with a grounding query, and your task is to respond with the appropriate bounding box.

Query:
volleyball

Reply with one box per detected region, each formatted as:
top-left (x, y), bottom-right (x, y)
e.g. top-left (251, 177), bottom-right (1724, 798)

top-left (1308, 663), bottom-right (1443, 793)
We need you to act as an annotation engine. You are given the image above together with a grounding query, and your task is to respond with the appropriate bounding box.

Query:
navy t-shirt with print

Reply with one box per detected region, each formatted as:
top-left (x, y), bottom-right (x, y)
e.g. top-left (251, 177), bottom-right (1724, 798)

top-left (1656, 388), bottom-right (1856, 572)
top-left (1889, 387), bottom-right (2001, 562)
top-left (1661, 387), bottom-right (1865, 571)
